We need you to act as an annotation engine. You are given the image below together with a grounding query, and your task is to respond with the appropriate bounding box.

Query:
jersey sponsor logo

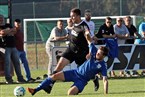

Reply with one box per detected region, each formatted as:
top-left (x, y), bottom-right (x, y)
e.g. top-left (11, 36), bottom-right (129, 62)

top-left (94, 60), bottom-right (98, 63)
top-left (97, 64), bottom-right (102, 69)
top-left (71, 30), bottom-right (78, 37)
top-left (102, 30), bottom-right (105, 33)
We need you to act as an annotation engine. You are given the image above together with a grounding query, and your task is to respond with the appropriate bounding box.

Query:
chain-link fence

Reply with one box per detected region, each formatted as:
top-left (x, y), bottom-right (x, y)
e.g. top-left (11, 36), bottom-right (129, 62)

top-left (11, 0), bottom-right (145, 22)
top-left (10, 0), bottom-right (145, 70)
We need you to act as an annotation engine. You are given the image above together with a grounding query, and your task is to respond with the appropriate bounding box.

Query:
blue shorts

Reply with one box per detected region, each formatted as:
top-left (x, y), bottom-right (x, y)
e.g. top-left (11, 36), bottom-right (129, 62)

top-left (63, 70), bottom-right (88, 93)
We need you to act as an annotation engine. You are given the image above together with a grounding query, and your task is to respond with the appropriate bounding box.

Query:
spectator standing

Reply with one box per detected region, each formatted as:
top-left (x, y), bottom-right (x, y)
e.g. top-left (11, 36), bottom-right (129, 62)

top-left (45, 20), bottom-right (68, 75)
top-left (124, 16), bottom-right (141, 76)
top-left (84, 9), bottom-right (97, 43)
top-left (65, 18), bottom-right (73, 46)
top-left (14, 19), bottom-right (35, 82)
top-left (96, 17), bottom-right (117, 77)
top-left (99, 17), bottom-right (116, 38)
top-left (124, 16), bottom-right (141, 44)
top-left (134, 18), bottom-right (145, 75)
top-left (114, 17), bottom-right (130, 44)
top-left (114, 17), bottom-right (130, 77)
top-left (27, 33), bottom-right (109, 95)
top-left (0, 14), bottom-right (26, 84)
top-left (65, 18), bottom-right (73, 34)
top-left (134, 20), bottom-right (145, 44)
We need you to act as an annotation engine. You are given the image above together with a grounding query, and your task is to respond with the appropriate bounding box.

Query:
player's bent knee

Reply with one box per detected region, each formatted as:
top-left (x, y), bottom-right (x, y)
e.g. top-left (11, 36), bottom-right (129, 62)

top-left (51, 73), bottom-right (58, 80)
top-left (67, 86), bottom-right (79, 95)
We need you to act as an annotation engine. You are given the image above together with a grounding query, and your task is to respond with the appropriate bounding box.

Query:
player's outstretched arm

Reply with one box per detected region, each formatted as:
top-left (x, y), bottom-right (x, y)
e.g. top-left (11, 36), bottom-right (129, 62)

top-left (103, 76), bottom-right (108, 94)
top-left (85, 30), bottom-right (92, 45)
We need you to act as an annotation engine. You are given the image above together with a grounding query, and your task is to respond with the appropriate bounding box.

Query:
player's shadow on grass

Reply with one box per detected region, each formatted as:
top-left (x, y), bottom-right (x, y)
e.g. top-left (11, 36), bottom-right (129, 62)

top-left (109, 90), bottom-right (145, 94)
top-left (81, 90), bottom-right (145, 95)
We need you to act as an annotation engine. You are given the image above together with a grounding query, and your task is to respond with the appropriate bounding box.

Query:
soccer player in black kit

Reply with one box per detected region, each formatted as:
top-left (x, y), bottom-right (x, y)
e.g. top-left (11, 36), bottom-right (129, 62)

top-left (44, 8), bottom-right (99, 93)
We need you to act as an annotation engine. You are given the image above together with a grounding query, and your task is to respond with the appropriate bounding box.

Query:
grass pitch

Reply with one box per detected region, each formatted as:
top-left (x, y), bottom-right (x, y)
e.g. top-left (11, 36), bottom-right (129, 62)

top-left (0, 77), bottom-right (145, 97)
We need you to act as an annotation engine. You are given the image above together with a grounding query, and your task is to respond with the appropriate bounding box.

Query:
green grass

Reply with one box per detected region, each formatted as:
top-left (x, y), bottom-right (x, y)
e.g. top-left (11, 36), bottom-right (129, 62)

top-left (1, 44), bottom-right (144, 97)
top-left (0, 75), bottom-right (145, 97)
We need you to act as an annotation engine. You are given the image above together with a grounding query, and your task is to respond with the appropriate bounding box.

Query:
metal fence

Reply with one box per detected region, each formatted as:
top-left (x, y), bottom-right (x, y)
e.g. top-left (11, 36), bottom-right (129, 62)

top-left (10, 0), bottom-right (145, 69)
top-left (11, 0), bottom-right (145, 23)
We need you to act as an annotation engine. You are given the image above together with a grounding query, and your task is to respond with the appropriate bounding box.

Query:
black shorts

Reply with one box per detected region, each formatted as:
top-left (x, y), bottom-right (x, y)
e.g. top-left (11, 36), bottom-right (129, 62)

top-left (62, 47), bottom-right (89, 66)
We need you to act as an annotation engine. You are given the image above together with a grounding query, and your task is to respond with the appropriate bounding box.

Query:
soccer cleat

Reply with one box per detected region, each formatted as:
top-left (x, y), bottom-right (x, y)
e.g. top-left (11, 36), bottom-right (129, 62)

top-left (93, 76), bottom-right (99, 91)
top-left (27, 87), bottom-right (36, 96)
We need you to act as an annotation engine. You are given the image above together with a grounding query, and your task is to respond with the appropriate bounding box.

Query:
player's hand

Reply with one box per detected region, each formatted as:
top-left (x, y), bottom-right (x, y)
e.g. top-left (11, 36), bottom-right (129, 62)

top-left (86, 53), bottom-right (91, 60)
top-left (92, 36), bottom-right (98, 44)
top-left (93, 36), bottom-right (98, 41)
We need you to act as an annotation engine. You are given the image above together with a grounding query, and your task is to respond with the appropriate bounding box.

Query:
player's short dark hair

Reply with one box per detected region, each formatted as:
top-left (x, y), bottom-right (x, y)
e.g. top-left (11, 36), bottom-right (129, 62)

top-left (57, 20), bottom-right (63, 23)
top-left (125, 16), bottom-right (131, 19)
top-left (84, 9), bottom-right (91, 16)
top-left (71, 8), bottom-right (81, 16)
top-left (15, 19), bottom-right (21, 23)
top-left (106, 17), bottom-right (112, 21)
top-left (99, 46), bottom-right (109, 56)
top-left (85, 9), bottom-right (91, 13)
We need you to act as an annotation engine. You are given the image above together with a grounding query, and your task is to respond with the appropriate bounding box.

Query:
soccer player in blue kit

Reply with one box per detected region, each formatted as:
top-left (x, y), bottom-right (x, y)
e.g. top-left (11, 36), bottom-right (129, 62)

top-left (50, 8), bottom-right (99, 92)
top-left (27, 28), bottom-right (109, 95)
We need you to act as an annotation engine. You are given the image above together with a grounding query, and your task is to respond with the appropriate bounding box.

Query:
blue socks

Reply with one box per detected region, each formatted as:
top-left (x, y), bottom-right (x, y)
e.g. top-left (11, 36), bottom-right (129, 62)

top-left (35, 77), bottom-right (53, 92)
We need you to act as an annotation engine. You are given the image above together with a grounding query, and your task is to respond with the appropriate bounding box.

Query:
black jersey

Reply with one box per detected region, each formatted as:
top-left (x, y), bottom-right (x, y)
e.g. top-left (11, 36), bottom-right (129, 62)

top-left (69, 21), bottom-right (89, 52)
top-left (4, 35), bottom-right (16, 47)
top-left (125, 24), bottom-right (137, 44)
top-left (0, 24), bottom-right (15, 48)
top-left (96, 23), bottom-right (115, 44)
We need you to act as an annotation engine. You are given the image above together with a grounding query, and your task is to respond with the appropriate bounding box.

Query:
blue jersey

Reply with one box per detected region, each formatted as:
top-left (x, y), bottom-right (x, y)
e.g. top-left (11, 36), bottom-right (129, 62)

top-left (134, 22), bottom-right (145, 44)
top-left (76, 43), bottom-right (107, 81)
top-left (105, 38), bottom-right (118, 58)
